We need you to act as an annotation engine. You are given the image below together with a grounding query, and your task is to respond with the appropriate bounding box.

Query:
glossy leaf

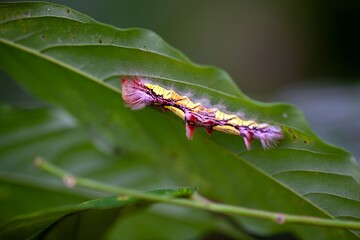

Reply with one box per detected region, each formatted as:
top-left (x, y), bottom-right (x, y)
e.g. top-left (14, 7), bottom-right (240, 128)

top-left (0, 2), bottom-right (360, 239)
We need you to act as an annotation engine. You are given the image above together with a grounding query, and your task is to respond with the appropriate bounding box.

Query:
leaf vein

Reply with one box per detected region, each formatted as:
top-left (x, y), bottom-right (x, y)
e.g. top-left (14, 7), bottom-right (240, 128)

top-left (303, 192), bottom-right (360, 203)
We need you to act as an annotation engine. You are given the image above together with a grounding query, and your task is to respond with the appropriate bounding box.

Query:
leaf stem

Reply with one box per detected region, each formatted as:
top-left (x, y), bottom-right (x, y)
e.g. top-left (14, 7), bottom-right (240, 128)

top-left (35, 157), bottom-right (360, 231)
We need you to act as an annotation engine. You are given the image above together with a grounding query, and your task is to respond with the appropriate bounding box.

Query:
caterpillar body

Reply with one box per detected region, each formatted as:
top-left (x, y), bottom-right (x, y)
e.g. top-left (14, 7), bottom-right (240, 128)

top-left (121, 77), bottom-right (283, 150)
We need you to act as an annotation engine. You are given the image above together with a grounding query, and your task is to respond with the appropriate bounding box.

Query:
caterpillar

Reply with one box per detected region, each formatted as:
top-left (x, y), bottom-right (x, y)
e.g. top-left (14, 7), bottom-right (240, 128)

top-left (121, 77), bottom-right (283, 150)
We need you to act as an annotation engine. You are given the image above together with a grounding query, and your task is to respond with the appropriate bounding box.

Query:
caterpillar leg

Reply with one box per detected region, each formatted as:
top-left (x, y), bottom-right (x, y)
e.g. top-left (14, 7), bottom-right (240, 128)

top-left (185, 112), bottom-right (197, 140)
top-left (241, 129), bottom-right (254, 150)
top-left (205, 128), bottom-right (213, 135)
top-left (185, 122), bottom-right (195, 140)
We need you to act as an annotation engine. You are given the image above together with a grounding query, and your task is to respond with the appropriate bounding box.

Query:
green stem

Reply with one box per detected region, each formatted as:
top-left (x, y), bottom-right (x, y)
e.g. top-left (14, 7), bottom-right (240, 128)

top-left (35, 157), bottom-right (360, 230)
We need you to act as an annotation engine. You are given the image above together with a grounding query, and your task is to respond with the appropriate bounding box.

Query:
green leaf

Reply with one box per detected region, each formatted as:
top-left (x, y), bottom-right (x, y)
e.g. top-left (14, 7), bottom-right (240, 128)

top-left (0, 187), bottom-right (195, 240)
top-left (1, 2), bottom-right (360, 239)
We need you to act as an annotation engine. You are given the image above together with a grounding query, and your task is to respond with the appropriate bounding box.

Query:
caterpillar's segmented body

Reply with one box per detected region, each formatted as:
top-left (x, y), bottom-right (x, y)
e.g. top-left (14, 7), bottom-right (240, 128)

top-left (121, 77), bottom-right (283, 150)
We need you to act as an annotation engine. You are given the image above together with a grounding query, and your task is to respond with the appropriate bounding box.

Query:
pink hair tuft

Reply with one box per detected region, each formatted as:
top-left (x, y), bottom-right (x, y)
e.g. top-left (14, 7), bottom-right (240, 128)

top-left (121, 78), bottom-right (153, 110)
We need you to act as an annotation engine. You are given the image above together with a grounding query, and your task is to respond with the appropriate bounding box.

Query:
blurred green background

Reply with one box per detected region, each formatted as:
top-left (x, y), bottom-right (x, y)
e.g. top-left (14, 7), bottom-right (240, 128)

top-left (1, 0), bottom-right (359, 160)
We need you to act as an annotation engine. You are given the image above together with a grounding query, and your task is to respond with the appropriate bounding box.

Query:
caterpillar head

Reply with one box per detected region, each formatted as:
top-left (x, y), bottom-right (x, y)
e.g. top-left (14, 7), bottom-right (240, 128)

top-left (121, 78), bottom-right (153, 110)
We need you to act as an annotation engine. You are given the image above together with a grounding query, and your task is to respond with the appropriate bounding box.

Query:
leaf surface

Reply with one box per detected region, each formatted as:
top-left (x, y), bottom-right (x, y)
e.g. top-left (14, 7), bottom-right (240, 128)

top-left (1, 2), bottom-right (359, 239)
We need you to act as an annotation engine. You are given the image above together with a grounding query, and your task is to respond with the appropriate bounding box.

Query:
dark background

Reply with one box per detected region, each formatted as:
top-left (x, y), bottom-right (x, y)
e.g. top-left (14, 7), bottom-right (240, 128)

top-left (1, 0), bottom-right (359, 160)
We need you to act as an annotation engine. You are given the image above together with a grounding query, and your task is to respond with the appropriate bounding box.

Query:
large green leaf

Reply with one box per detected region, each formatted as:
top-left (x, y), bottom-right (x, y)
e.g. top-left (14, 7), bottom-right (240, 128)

top-left (1, 2), bottom-right (359, 239)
